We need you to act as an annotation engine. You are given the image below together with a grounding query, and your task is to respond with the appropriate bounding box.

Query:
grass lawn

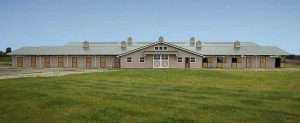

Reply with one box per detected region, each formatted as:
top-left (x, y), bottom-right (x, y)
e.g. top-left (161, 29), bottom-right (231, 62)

top-left (0, 69), bottom-right (299, 123)
top-left (0, 56), bottom-right (11, 66)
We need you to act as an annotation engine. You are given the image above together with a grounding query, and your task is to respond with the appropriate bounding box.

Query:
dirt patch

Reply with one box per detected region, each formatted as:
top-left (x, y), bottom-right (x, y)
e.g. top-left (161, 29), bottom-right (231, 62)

top-left (0, 67), bottom-right (117, 79)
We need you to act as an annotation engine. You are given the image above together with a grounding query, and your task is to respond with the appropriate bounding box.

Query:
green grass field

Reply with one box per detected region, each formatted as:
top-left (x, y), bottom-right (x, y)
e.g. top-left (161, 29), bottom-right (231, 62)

top-left (0, 56), bottom-right (11, 66)
top-left (0, 69), bottom-right (299, 123)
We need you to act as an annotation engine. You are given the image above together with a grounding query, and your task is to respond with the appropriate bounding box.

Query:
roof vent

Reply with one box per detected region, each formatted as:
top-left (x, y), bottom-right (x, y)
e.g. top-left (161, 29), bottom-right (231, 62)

top-left (190, 37), bottom-right (196, 46)
top-left (127, 37), bottom-right (133, 46)
top-left (158, 36), bottom-right (165, 42)
top-left (196, 40), bottom-right (202, 49)
top-left (121, 40), bottom-right (127, 49)
top-left (234, 40), bottom-right (240, 49)
top-left (83, 40), bottom-right (89, 49)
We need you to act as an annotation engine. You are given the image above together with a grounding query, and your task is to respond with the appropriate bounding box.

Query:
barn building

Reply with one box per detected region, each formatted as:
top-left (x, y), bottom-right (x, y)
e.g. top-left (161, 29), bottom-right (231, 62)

top-left (10, 37), bottom-right (288, 69)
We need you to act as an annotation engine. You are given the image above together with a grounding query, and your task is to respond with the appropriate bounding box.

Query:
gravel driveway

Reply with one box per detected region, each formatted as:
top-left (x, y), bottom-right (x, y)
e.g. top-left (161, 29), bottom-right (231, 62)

top-left (0, 67), bottom-right (115, 79)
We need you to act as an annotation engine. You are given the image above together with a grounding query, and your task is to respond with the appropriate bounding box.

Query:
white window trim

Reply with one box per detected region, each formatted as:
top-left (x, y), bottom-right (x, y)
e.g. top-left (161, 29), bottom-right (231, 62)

top-left (177, 57), bottom-right (183, 63)
top-left (190, 57), bottom-right (196, 63)
top-left (127, 57), bottom-right (133, 63)
top-left (164, 46), bottom-right (168, 50)
top-left (139, 57), bottom-right (145, 63)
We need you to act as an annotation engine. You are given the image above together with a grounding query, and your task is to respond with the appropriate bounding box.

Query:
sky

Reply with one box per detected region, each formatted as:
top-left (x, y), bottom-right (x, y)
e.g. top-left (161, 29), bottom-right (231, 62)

top-left (0, 0), bottom-right (299, 54)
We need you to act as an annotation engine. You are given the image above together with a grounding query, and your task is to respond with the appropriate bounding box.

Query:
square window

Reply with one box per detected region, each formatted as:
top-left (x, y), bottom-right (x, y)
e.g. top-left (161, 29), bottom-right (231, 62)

top-left (140, 57), bottom-right (145, 62)
top-left (155, 47), bottom-right (158, 50)
top-left (203, 58), bottom-right (208, 63)
top-left (164, 47), bottom-right (167, 50)
top-left (177, 57), bottom-right (182, 62)
top-left (127, 57), bottom-right (132, 62)
top-left (217, 57), bottom-right (224, 63)
top-left (191, 57), bottom-right (196, 62)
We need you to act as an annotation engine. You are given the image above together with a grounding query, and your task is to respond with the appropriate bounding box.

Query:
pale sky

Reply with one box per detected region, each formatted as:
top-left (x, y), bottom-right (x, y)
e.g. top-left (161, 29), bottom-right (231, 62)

top-left (0, 0), bottom-right (299, 54)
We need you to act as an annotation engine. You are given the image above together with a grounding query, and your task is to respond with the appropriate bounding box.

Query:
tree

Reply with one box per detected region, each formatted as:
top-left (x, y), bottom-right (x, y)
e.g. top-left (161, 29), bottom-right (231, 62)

top-left (0, 50), bottom-right (4, 56)
top-left (5, 47), bottom-right (12, 54)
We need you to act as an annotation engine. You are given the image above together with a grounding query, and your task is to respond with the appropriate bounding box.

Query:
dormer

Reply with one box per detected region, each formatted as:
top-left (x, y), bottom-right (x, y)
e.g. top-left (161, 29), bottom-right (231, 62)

top-left (190, 37), bottom-right (196, 46)
top-left (121, 40), bottom-right (127, 49)
top-left (234, 40), bottom-right (241, 49)
top-left (158, 36), bottom-right (165, 42)
top-left (83, 40), bottom-right (89, 49)
top-left (196, 40), bottom-right (202, 49)
top-left (127, 37), bottom-right (133, 46)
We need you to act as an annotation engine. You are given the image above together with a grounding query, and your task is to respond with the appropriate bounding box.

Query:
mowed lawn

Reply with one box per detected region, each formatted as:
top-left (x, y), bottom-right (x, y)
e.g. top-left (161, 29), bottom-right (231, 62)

top-left (0, 70), bottom-right (299, 123)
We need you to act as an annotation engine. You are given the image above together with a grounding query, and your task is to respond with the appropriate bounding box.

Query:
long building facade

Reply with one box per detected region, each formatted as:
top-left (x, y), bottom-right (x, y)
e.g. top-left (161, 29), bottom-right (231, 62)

top-left (10, 37), bottom-right (288, 69)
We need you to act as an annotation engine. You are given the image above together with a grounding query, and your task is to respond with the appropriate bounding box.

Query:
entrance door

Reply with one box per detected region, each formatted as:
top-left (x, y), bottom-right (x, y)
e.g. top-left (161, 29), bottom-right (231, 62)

top-left (72, 57), bottom-right (77, 68)
top-left (58, 56), bottom-right (64, 67)
top-left (100, 56), bottom-right (106, 68)
top-left (275, 58), bottom-right (281, 68)
top-left (86, 56), bottom-right (92, 69)
top-left (17, 57), bottom-right (23, 67)
top-left (113, 57), bottom-right (120, 68)
top-left (185, 57), bottom-right (190, 68)
top-left (44, 56), bottom-right (50, 68)
top-left (153, 54), bottom-right (169, 68)
top-left (31, 56), bottom-right (36, 68)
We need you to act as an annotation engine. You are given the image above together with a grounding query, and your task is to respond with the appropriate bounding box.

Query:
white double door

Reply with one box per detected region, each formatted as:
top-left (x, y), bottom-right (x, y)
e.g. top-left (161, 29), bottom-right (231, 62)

top-left (153, 54), bottom-right (169, 68)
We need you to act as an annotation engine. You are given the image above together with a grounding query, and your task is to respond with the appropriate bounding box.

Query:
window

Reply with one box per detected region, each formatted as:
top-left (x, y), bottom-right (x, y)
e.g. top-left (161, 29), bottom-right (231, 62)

top-left (139, 57), bottom-right (145, 62)
top-left (154, 54), bottom-right (160, 60)
top-left (159, 47), bottom-right (163, 50)
top-left (155, 47), bottom-right (158, 50)
top-left (217, 57), bottom-right (224, 63)
top-left (190, 57), bottom-right (196, 62)
top-left (177, 57), bottom-right (183, 62)
top-left (232, 58), bottom-right (237, 63)
top-left (162, 54), bottom-right (168, 60)
top-left (127, 57), bottom-right (132, 62)
top-left (164, 47), bottom-right (167, 50)
top-left (203, 58), bottom-right (208, 63)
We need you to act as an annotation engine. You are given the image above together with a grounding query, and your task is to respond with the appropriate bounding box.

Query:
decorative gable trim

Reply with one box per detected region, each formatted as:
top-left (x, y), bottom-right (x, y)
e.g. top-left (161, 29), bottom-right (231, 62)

top-left (118, 41), bottom-right (202, 57)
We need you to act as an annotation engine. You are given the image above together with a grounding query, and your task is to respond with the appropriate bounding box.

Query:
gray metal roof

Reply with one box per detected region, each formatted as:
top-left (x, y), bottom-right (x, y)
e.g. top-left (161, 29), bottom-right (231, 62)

top-left (10, 41), bottom-right (289, 56)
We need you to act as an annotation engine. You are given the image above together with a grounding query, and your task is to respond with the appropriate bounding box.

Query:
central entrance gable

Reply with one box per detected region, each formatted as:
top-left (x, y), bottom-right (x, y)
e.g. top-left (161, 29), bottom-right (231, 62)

top-left (153, 54), bottom-right (169, 68)
top-left (118, 40), bottom-right (202, 68)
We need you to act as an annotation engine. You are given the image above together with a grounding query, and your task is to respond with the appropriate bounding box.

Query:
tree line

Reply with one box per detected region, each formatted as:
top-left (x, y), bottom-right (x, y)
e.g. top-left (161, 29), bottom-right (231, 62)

top-left (0, 47), bottom-right (12, 56)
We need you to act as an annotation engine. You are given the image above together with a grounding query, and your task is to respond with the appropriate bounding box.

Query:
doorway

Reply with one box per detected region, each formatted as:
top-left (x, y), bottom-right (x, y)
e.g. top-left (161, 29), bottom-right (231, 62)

top-left (100, 56), bottom-right (106, 68)
top-left (153, 54), bottom-right (169, 68)
top-left (31, 56), bottom-right (36, 68)
top-left (86, 56), bottom-right (92, 69)
top-left (275, 58), bottom-right (281, 68)
top-left (185, 57), bottom-right (190, 68)
top-left (44, 56), bottom-right (50, 68)
top-left (113, 57), bottom-right (120, 68)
